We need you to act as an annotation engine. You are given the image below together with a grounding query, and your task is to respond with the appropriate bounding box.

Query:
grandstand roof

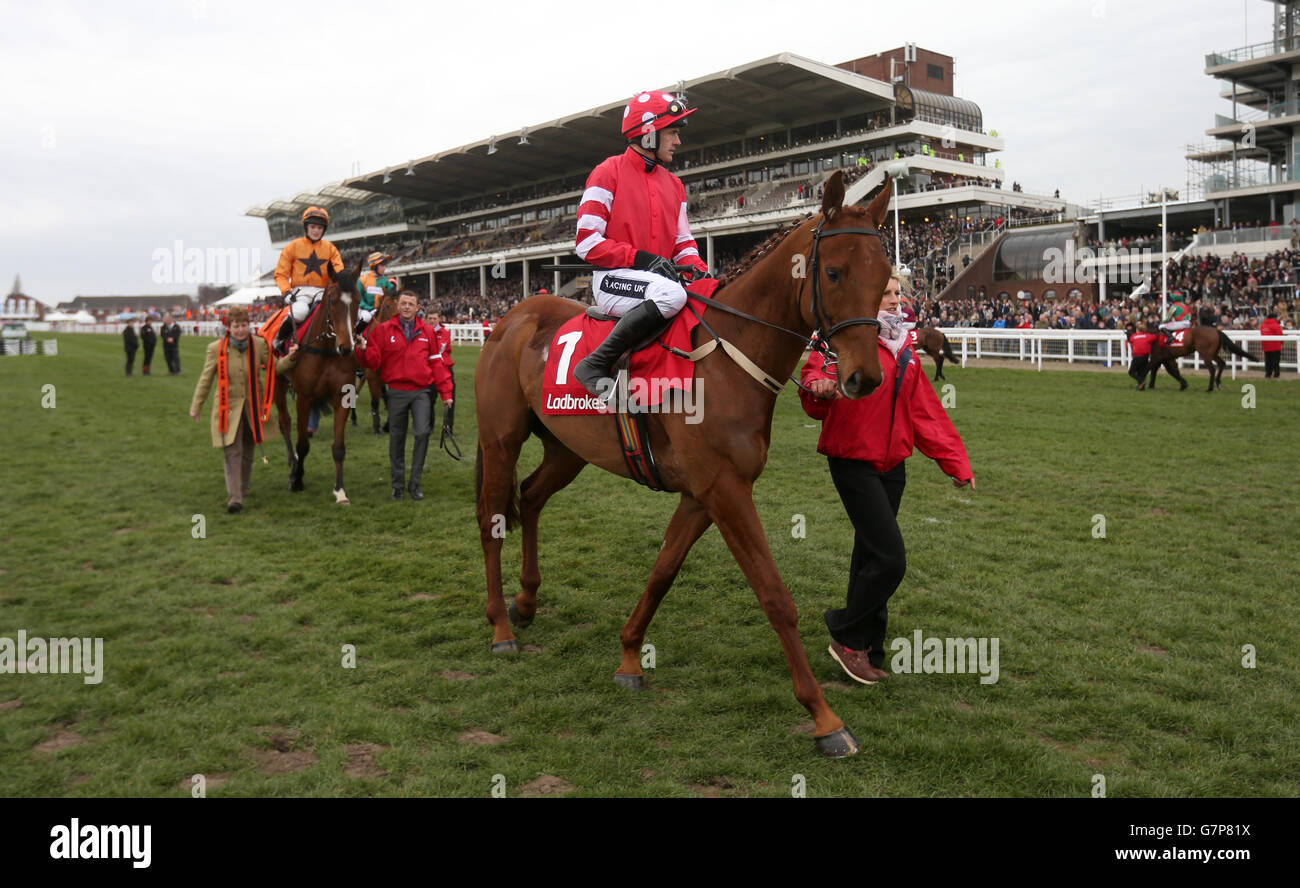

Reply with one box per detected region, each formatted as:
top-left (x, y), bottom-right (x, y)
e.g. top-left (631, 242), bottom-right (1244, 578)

top-left (338, 52), bottom-right (896, 206)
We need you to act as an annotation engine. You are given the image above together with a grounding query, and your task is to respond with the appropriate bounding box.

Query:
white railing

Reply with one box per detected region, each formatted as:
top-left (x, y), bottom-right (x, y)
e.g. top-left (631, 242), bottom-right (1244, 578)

top-left (1193, 226), bottom-right (1295, 247)
top-left (937, 327), bottom-right (1299, 377)
top-left (36, 322), bottom-right (493, 345)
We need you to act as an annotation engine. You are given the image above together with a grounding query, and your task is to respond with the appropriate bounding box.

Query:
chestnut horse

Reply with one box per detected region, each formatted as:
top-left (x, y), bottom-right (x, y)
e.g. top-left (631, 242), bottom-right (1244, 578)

top-left (363, 292), bottom-right (398, 434)
top-left (1146, 322), bottom-right (1252, 392)
top-left (913, 327), bottom-right (958, 380)
top-left (475, 173), bottom-right (894, 757)
top-left (273, 263), bottom-right (360, 503)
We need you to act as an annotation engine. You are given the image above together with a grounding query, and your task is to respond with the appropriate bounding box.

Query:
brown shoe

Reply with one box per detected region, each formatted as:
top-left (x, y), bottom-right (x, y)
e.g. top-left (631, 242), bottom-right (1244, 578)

top-left (828, 641), bottom-right (888, 685)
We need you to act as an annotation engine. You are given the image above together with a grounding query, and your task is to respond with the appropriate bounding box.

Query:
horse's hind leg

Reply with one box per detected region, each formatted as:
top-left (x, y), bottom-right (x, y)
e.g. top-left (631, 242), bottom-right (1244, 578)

top-left (933, 354), bottom-right (944, 381)
top-left (512, 435), bottom-right (586, 630)
top-left (615, 494), bottom-right (712, 690)
top-left (275, 386), bottom-right (295, 473)
top-left (477, 389), bottom-right (531, 654)
top-left (292, 393), bottom-right (311, 491)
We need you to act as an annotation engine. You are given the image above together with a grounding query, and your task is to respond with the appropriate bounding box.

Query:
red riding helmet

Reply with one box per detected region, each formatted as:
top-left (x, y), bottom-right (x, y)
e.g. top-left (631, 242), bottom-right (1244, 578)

top-left (622, 91), bottom-right (697, 150)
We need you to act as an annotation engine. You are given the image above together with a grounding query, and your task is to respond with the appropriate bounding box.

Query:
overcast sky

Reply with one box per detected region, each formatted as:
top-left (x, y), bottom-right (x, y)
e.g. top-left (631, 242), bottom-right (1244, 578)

top-left (0, 0), bottom-right (1257, 306)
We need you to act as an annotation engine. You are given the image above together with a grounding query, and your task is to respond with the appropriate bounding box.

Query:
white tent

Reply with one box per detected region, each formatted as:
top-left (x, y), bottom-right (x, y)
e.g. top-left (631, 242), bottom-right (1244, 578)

top-left (216, 286), bottom-right (279, 306)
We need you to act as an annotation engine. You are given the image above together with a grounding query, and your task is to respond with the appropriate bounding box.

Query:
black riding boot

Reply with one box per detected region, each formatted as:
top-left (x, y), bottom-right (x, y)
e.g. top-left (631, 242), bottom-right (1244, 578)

top-left (573, 300), bottom-right (670, 398)
top-left (275, 317), bottom-right (295, 354)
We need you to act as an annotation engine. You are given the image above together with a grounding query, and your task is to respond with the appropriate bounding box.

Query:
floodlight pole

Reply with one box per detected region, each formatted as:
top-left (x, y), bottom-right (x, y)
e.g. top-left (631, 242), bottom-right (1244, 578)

top-left (893, 175), bottom-right (901, 266)
top-left (1161, 189), bottom-right (1168, 319)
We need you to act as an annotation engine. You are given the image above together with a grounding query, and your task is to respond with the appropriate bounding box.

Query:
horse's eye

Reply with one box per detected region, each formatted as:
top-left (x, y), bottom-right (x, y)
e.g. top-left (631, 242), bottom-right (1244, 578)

top-left (826, 268), bottom-right (840, 283)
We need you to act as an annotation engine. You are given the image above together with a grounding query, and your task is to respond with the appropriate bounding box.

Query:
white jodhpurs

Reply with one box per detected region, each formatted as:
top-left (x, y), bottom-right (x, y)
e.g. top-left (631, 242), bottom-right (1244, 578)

top-left (591, 269), bottom-right (688, 319)
top-left (285, 287), bottom-right (324, 322)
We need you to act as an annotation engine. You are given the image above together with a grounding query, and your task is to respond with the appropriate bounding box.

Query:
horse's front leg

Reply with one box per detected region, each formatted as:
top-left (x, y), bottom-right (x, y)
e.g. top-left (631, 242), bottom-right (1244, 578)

top-left (698, 470), bottom-right (857, 758)
top-left (331, 392), bottom-right (349, 504)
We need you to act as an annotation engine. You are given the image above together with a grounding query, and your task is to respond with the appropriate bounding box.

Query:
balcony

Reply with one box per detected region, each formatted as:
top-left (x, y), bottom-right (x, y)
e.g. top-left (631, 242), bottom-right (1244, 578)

top-left (1207, 36), bottom-right (1300, 67)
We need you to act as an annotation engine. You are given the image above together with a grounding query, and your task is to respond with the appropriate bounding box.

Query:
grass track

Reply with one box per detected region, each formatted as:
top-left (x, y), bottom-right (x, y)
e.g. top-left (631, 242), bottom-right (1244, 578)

top-left (0, 333), bottom-right (1296, 797)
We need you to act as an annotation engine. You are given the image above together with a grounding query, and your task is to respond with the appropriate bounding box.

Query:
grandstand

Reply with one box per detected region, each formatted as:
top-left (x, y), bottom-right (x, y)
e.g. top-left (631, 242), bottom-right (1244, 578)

top-left (247, 48), bottom-right (1073, 320)
top-left (964, 0), bottom-right (1300, 311)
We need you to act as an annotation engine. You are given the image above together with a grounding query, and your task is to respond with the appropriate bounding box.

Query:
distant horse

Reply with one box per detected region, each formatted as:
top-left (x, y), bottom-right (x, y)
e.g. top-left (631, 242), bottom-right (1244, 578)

top-left (1147, 323), bottom-right (1252, 392)
top-left (474, 172), bottom-right (893, 758)
top-left (912, 327), bottom-right (958, 380)
top-left (273, 262), bottom-right (361, 502)
top-left (362, 292), bottom-right (398, 434)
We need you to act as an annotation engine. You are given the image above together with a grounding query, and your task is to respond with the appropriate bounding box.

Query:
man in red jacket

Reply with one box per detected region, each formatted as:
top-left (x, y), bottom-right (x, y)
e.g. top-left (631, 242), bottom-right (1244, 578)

top-left (356, 292), bottom-right (453, 500)
top-left (571, 90), bottom-right (711, 397)
top-left (800, 274), bottom-right (973, 685)
top-left (1126, 321), bottom-right (1157, 389)
top-left (1260, 311), bottom-right (1284, 378)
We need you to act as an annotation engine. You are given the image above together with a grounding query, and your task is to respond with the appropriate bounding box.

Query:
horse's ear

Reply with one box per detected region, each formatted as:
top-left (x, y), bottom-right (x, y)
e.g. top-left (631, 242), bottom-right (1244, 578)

top-left (820, 170), bottom-right (845, 222)
top-left (865, 177), bottom-right (892, 230)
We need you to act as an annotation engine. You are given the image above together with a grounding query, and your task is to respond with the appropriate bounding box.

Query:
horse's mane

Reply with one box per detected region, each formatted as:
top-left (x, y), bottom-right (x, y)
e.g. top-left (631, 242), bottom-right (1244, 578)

top-left (715, 205), bottom-right (875, 290)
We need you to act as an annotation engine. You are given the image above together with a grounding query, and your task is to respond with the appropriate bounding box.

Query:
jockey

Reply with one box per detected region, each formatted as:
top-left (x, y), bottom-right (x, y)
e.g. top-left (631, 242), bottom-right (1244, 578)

top-left (274, 206), bottom-right (345, 353)
top-left (1158, 297), bottom-right (1192, 339)
top-left (571, 90), bottom-right (711, 397)
top-left (357, 251), bottom-right (397, 335)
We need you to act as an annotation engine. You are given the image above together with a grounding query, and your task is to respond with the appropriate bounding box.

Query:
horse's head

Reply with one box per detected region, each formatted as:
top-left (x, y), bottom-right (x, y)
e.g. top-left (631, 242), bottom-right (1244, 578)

top-left (800, 170), bottom-right (893, 398)
top-left (323, 259), bottom-right (362, 355)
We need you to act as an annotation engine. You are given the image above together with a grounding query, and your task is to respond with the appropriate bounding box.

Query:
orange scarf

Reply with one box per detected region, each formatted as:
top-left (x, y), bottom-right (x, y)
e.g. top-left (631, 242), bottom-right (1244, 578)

top-left (256, 307), bottom-right (287, 422)
top-left (217, 335), bottom-right (264, 444)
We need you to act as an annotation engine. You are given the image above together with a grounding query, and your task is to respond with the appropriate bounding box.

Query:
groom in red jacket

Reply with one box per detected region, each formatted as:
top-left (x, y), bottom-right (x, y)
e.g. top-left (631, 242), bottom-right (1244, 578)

top-left (356, 291), bottom-right (453, 501)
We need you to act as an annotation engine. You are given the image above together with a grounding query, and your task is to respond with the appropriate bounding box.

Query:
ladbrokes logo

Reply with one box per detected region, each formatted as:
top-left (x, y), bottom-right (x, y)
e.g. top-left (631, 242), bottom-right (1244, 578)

top-left (545, 392), bottom-right (609, 412)
top-left (50, 819), bottom-right (151, 868)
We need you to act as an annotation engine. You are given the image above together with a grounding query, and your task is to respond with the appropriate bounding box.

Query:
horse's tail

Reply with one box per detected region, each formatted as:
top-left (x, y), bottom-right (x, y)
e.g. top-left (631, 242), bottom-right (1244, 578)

top-left (475, 442), bottom-right (521, 532)
top-left (1218, 330), bottom-right (1252, 361)
top-left (941, 334), bottom-right (958, 364)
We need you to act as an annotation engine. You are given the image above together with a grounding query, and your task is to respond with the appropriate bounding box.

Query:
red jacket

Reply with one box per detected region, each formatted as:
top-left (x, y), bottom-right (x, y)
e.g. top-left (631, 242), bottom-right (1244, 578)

top-left (1260, 317), bottom-right (1284, 352)
top-left (1128, 330), bottom-right (1156, 357)
top-left (431, 322), bottom-right (453, 366)
top-left (799, 345), bottom-right (972, 480)
top-left (575, 147), bottom-right (708, 273)
top-left (357, 316), bottom-right (453, 399)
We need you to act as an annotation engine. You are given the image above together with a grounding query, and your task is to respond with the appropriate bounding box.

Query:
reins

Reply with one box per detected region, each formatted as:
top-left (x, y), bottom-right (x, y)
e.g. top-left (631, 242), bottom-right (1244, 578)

top-left (668, 215), bottom-right (885, 394)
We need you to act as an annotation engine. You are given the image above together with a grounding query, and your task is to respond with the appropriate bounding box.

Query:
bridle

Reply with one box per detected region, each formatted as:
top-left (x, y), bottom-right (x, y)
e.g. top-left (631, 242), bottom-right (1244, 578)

top-left (302, 284), bottom-right (352, 356)
top-left (669, 214), bottom-right (888, 394)
top-left (805, 215), bottom-right (885, 348)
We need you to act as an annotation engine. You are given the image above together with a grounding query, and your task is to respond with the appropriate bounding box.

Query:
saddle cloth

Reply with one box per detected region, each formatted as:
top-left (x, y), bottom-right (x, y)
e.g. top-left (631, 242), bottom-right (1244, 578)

top-left (541, 308), bottom-right (701, 416)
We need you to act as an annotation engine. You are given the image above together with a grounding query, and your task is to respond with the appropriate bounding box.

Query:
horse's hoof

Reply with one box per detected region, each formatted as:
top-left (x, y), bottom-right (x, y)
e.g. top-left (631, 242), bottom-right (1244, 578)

top-left (814, 727), bottom-right (860, 758)
top-left (333, 488), bottom-right (350, 505)
top-left (491, 640), bottom-right (519, 655)
top-left (507, 600), bottom-right (533, 629)
top-left (613, 672), bottom-right (646, 691)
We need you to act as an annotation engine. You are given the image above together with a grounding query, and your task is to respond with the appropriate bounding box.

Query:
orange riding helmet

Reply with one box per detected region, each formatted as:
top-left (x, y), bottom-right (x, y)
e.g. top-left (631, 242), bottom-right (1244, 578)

top-left (301, 206), bottom-right (330, 232)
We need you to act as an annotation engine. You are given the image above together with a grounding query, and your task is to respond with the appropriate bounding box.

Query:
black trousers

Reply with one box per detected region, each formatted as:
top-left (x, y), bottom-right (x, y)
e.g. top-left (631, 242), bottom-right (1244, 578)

top-left (1128, 354), bottom-right (1149, 381)
top-left (1264, 351), bottom-right (1281, 378)
top-left (164, 345), bottom-right (181, 373)
top-left (125, 347), bottom-right (137, 375)
top-left (824, 458), bottom-right (907, 667)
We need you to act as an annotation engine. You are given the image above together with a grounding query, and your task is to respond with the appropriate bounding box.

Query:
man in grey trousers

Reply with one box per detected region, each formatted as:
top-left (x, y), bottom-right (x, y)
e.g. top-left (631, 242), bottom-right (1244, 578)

top-left (354, 291), bottom-right (454, 500)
